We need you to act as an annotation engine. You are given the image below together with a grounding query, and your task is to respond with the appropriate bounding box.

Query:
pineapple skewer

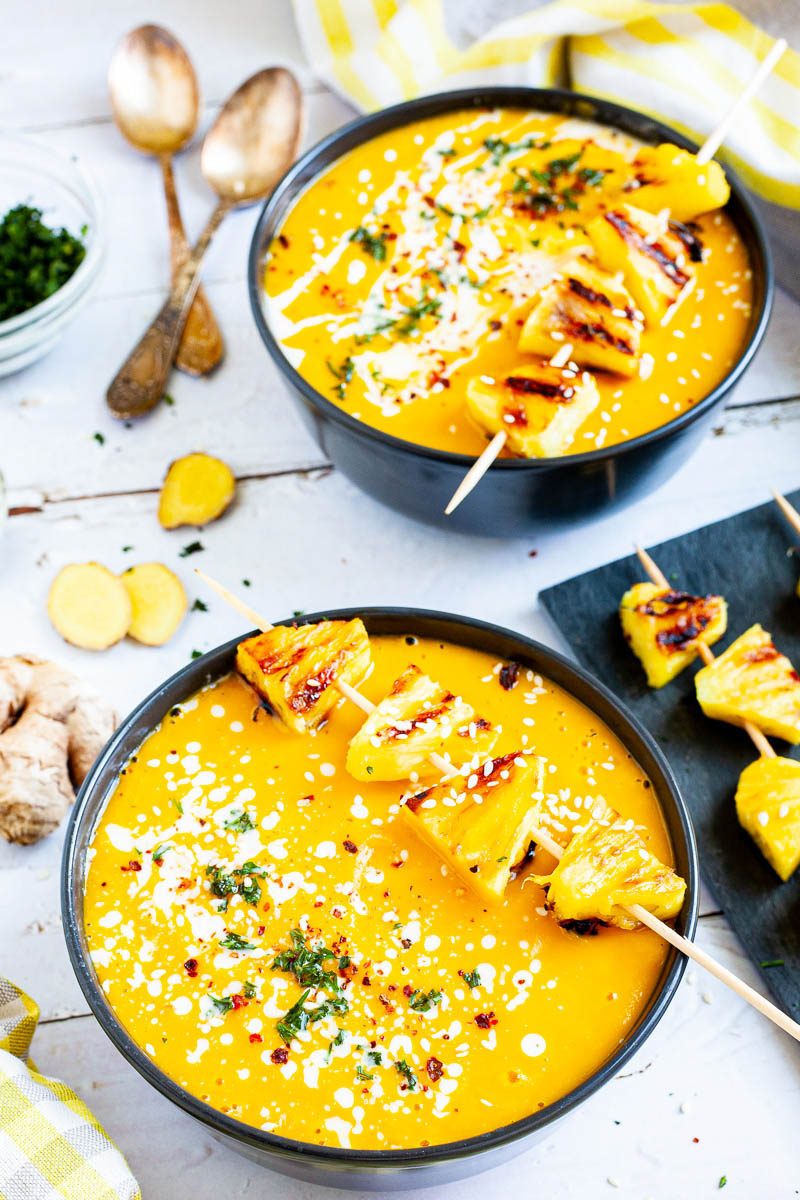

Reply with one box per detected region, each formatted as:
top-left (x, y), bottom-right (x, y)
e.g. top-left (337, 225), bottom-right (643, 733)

top-left (198, 568), bottom-right (800, 1043)
top-left (634, 544), bottom-right (776, 760)
top-left (444, 342), bottom-right (576, 517)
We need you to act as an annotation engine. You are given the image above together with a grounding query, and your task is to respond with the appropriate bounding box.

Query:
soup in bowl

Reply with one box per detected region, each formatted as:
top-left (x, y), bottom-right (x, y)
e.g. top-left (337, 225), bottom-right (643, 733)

top-left (64, 609), bottom-right (697, 1188)
top-left (248, 89), bottom-right (771, 535)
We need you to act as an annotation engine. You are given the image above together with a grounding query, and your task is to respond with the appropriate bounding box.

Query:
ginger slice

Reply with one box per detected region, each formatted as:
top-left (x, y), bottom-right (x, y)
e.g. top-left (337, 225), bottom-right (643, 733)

top-left (158, 452), bottom-right (236, 529)
top-left (121, 563), bottom-right (188, 646)
top-left (0, 655), bottom-right (115, 843)
top-left (48, 563), bottom-right (132, 650)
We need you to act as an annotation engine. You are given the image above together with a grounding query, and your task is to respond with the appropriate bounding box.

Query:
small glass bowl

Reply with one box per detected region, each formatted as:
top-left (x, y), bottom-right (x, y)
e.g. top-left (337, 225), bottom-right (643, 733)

top-left (0, 135), bottom-right (105, 376)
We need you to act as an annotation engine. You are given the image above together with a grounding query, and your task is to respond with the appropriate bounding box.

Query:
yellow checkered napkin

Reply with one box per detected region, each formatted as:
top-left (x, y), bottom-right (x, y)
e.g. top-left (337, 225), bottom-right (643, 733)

top-left (0, 979), bottom-right (140, 1200)
top-left (293, 0), bottom-right (800, 209)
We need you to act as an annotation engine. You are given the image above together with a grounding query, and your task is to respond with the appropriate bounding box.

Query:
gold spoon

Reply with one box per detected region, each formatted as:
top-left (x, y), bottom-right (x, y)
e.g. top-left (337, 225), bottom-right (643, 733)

top-left (106, 66), bottom-right (303, 419)
top-left (108, 24), bottom-right (223, 377)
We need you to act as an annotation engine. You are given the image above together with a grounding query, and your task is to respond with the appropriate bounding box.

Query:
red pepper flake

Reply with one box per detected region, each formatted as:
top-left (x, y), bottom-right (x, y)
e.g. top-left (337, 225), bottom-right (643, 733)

top-left (343, 839), bottom-right (358, 854)
top-left (403, 984), bottom-right (415, 998)
top-left (249, 1033), bottom-right (263, 1043)
top-left (475, 1011), bottom-right (498, 1029)
top-left (499, 662), bottom-right (520, 691)
top-left (271, 1047), bottom-right (289, 1064)
top-left (362, 975), bottom-right (371, 986)
top-left (278, 234), bottom-right (289, 249)
top-left (184, 959), bottom-right (198, 977)
top-left (426, 1057), bottom-right (444, 1082)
top-left (120, 860), bottom-right (141, 872)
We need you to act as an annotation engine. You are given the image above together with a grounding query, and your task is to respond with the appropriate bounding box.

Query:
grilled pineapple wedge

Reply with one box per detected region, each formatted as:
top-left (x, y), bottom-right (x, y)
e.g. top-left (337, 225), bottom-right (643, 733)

top-left (625, 143), bottom-right (730, 222)
top-left (236, 619), bottom-right (371, 734)
top-left (735, 756), bottom-right (800, 882)
top-left (346, 664), bottom-right (473, 781)
top-left (518, 256), bottom-right (641, 377)
top-left (401, 752), bottom-right (544, 904)
top-left (695, 624), bottom-right (800, 744)
top-left (587, 203), bottom-right (695, 325)
top-left (620, 582), bottom-right (727, 688)
top-left (534, 798), bottom-right (686, 931)
top-left (466, 362), bottom-right (600, 458)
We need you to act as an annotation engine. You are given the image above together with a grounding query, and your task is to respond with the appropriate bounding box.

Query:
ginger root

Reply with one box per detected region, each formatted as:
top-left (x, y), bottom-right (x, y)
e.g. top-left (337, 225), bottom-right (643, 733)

top-left (48, 563), bottom-right (132, 650)
top-left (122, 562), bottom-right (188, 646)
top-left (0, 655), bottom-right (115, 844)
top-left (158, 452), bottom-right (236, 529)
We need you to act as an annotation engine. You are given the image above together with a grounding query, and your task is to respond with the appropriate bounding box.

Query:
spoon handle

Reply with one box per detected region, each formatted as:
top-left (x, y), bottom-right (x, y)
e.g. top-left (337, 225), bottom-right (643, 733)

top-left (160, 155), bottom-right (224, 377)
top-left (106, 199), bottom-right (231, 420)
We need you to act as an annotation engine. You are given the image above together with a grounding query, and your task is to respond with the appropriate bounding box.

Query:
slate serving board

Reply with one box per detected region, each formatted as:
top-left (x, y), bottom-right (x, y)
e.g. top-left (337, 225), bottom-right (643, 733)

top-left (540, 489), bottom-right (800, 1015)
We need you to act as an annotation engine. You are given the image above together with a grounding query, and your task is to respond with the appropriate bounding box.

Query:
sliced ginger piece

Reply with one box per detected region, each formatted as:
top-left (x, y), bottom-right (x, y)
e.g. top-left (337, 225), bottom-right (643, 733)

top-left (0, 655), bottom-right (115, 843)
top-left (158, 452), bottom-right (236, 529)
top-left (121, 563), bottom-right (188, 646)
top-left (48, 563), bottom-right (132, 650)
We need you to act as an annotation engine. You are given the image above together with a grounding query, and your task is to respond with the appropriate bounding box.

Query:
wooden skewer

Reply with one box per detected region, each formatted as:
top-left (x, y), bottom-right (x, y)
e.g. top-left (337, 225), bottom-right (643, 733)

top-left (198, 567), bottom-right (800, 1041)
top-left (696, 38), bottom-right (787, 165)
top-left (444, 343), bottom-right (575, 516)
top-left (771, 487), bottom-right (800, 538)
top-left (634, 545), bottom-right (775, 759)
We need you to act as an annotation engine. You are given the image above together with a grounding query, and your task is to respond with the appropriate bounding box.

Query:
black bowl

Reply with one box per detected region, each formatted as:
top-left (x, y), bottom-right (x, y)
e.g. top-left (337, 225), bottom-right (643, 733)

top-left (247, 86), bottom-right (773, 538)
top-left (62, 608), bottom-right (698, 1190)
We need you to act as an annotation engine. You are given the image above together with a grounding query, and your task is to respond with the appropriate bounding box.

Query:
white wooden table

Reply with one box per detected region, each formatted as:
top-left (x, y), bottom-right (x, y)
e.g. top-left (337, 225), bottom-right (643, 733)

top-left (3, 3), bottom-right (800, 1196)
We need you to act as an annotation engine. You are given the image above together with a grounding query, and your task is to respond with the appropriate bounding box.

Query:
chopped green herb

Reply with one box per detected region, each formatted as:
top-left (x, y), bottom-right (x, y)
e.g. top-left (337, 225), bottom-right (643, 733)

top-left (327, 1028), bottom-right (347, 1059)
top-left (327, 355), bottom-right (355, 399)
top-left (437, 146), bottom-right (457, 157)
top-left (272, 928), bottom-right (342, 994)
top-left (367, 1050), bottom-right (383, 1066)
top-left (0, 204), bottom-right (86, 321)
top-left (293, 609), bottom-right (305, 618)
top-left (462, 969), bottom-right (481, 989)
top-left (408, 988), bottom-right (442, 1013)
top-left (395, 296), bottom-right (442, 337)
top-left (190, 649), bottom-right (203, 660)
top-left (718, 1177), bottom-right (727, 1189)
top-left (93, 432), bottom-right (105, 445)
top-left (242, 579), bottom-right (251, 587)
top-left (205, 860), bottom-right (268, 911)
top-left (547, 151), bottom-right (582, 176)
top-left (223, 809), bottom-right (256, 833)
top-left (356, 1065), bottom-right (374, 1081)
top-left (437, 202), bottom-right (491, 221)
top-left (760, 959), bottom-right (784, 969)
top-left (121, 545), bottom-right (133, 553)
top-left (578, 166), bottom-right (606, 187)
top-left (163, 393), bottom-right (175, 406)
top-left (349, 225), bottom-right (389, 261)
top-left (394, 1059), bottom-right (417, 1090)
top-left (208, 994), bottom-right (234, 1015)
top-left (179, 541), bottom-right (204, 558)
top-left (219, 931), bottom-right (256, 951)
top-left (191, 598), bottom-right (208, 612)
top-left (338, 954), bottom-right (351, 970)
top-left (151, 843), bottom-right (173, 862)
top-left (276, 988), bottom-right (311, 1044)
top-left (482, 134), bottom-right (534, 164)
top-left (243, 980), bottom-right (256, 999)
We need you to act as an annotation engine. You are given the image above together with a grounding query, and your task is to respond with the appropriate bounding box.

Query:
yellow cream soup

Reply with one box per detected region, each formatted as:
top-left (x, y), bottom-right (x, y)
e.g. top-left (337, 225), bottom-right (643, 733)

top-left (265, 108), bottom-right (752, 456)
top-left (85, 635), bottom-right (674, 1150)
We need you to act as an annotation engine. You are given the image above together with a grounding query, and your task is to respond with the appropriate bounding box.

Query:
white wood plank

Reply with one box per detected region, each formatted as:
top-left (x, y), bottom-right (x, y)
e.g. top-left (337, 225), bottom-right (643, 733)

top-left (28, 916), bottom-right (800, 1200)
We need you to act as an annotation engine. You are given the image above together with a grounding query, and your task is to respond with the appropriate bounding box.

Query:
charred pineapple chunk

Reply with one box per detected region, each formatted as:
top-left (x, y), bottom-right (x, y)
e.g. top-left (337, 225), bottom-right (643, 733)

top-left (401, 752), bottom-right (544, 904)
top-left (466, 363), bottom-right (600, 458)
top-left (625, 143), bottom-right (730, 222)
top-left (534, 798), bottom-right (686, 930)
top-left (620, 582), bottom-right (727, 688)
top-left (695, 624), bottom-right (800, 744)
top-left (735, 756), bottom-right (800, 882)
top-left (587, 203), bottom-right (695, 325)
top-left (519, 256), bottom-right (641, 377)
top-left (346, 664), bottom-right (473, 781)
top-left (236, 619), bottom-right (370, 733)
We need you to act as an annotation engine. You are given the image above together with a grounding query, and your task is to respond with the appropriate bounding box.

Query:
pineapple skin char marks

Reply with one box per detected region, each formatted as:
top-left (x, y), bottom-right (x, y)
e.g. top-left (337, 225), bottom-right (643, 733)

top-left (235, 618), bottom-right (371, 733)
top-left (346, 663), bottom-right (474, 781)
top-left (587, 203), bottom-right (696, 326)
top-left (735, 756), bottom-right (800, 882)
top-left (534, 798), bottom-right (686, 931)
top-left (624, 144), bottom-right (730, 223)
top-left (695, 624), bottom-right (800, 745)
top-left (465, 362), bottom-right (600, 458)
top-left (620, 582), bottom-right (728, 688)
top-left (518, 257), bottom-right (642, 378)
top-left (400, 752), bottom-right (544, 905)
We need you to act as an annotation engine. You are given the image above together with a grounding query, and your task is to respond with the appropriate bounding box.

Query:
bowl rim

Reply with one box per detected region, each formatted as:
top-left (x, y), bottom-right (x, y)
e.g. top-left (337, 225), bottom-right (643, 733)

top-left (247, 84), bottom-right (773, 473)
top-left (0, 132), bottom-right (105, 337)
top-left (62, 605), bottom-right (698, 1172)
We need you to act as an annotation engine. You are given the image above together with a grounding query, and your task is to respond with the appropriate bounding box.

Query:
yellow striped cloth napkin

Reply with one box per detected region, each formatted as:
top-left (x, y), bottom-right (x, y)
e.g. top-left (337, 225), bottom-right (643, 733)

top-left (293, 0), bottom-right (799, 290)
top-left (0, 979), bottom-right (140, 1200)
